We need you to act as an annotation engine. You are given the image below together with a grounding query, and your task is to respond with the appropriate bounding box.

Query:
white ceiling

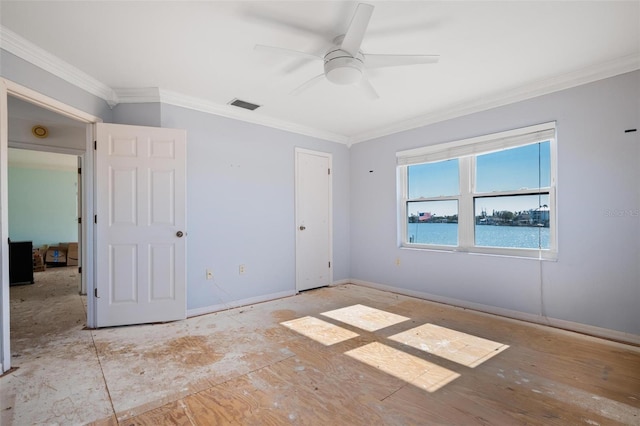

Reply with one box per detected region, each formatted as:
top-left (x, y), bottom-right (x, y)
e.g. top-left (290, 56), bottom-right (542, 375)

top-left (1, 1), bottom-right (638, 144)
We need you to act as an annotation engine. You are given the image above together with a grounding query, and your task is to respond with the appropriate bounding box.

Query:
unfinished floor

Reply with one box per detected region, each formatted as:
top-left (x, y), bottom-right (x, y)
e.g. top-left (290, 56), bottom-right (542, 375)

top-left (1, 267), bottom-right (639, 425)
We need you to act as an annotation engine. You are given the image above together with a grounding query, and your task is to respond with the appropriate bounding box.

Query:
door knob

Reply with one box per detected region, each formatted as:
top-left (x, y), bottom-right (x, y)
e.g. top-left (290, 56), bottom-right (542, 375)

top-left (299, 225), bottom-right (306, 231)
top-left (176, 231), bottom-right (184, 237)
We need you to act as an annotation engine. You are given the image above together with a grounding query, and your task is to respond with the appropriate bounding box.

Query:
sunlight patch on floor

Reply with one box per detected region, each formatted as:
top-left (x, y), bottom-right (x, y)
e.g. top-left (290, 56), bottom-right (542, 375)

top-left (388, 323), bottom-right (509, 368)
top-left (281, 305), bottom-right (509, 393)
top-left (321, 304), bottom-right (409, 331)
top-left (345, 342), bottom-right (460, 392)
top-left (281, 316), bottom-right (359, 346)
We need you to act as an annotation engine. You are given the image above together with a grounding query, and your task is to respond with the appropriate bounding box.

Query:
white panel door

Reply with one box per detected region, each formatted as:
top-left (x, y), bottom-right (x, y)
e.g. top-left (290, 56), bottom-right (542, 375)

top-left (295, 148), bottom-right (332, 292)
top-left (95, 123), bottom-right (186, 327)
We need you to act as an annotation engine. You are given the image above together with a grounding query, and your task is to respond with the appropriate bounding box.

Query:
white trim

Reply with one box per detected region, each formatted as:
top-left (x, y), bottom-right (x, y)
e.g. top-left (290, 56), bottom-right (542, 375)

top-left (186, 290), bottom-right (296, 318)
top-left (3, 79), bottom-right (103, 124)
top-left (112, 87), bottom-right (349, 144)
top-left (8, 140), bottom-right (85, 156)
top-left (83, 126), bottom-right (95, 328)
top-left (1, 26), bottom-right (345, 142)
top-left (113, 87), bottom-right (161, 104)
top-left (0, 26), bottom-right (117, 107)
top-left (350, 279), bottom-right (640, 347)
top-left (2, 24), bottom-right (638, 145)
top-left (1, 79), bottom-right (99, 335)
top-left (351, 53), bottom-right (640, 145)
top-left (331, 279), bottom-right (350, 286)
top-left (397, 122), bottom-right (556, 165)
top-left (159, 89), bottom-right (349, 144)
top-left (0, 79), bottom-right (10, 372)
top-left (398, 123), bottom-right (557, 260)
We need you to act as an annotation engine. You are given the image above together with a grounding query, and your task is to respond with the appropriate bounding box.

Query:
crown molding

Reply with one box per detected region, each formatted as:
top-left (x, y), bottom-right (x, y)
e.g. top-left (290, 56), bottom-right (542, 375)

top-left (4, 24), bottom-right (637, 146)
top-left (112, 86), bottom-right (348, 143)
top-left (349, 53), bottom-right (640, 145)
top-left (112, 87), bottom-right (161, 104)
top-left (158, 89), bottom-right (349, 144)
top-left (0, 25), bottom-right (118, 107)
top-left (112, 86), bottom-right (347, 143)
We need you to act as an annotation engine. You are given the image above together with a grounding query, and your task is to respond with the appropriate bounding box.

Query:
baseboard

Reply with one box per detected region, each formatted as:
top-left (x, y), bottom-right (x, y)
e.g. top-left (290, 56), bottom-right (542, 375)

top-left (331, 279), bottom-right (350, 286)
top-left (186, 290), bottom-right (296, 318)
top-left (349, 279), bottom-right (640, 346)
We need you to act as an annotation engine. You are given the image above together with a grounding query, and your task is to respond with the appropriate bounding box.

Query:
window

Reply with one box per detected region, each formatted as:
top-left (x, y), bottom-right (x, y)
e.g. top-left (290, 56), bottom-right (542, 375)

top-left (398, 123), bottom-right (556, 259)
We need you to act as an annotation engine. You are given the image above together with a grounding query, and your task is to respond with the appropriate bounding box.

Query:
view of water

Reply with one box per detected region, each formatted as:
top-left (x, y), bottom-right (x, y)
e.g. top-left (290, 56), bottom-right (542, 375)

top-left (407, 222), bottom-right (550, 249)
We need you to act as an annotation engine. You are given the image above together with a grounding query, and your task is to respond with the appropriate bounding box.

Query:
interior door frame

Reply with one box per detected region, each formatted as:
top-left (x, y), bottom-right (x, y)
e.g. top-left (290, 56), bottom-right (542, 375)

top-left (294, 147), bottom-right (333, 292)
top-left (0, 78), bottom-right (100, 372)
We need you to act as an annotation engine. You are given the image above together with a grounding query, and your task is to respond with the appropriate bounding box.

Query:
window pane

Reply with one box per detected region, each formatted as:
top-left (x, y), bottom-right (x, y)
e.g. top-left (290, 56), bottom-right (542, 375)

top-left (408, 159), bottom-right (459, 198)
top-left (407, 200), bottom-right (458, 246)
top-left (475, 195), bottom-right (550, 249)
top-left (476, 142), bottom-right (550, 193)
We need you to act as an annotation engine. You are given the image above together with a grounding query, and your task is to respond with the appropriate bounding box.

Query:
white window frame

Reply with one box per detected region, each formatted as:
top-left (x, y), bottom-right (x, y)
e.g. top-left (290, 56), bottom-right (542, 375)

top-left (397, 122), bottom-right (557, 260)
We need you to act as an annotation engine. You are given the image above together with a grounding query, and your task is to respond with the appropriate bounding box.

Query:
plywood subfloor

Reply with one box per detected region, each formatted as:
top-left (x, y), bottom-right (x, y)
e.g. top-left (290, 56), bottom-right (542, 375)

top-left (2, 266), bottom-right (113, 425)
top-left (1, 272), bottom-right (639, 425)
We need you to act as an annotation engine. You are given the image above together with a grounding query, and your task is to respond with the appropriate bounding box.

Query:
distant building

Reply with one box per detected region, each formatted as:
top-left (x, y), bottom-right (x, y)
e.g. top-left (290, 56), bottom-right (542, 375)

top-left (530, 206), bottom-right (550, 225)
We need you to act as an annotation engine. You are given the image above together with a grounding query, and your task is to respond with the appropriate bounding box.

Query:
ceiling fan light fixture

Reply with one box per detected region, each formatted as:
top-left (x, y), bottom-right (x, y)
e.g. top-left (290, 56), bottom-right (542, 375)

top-left (326, 65), bottom-right (362, 85)
top-left (324, 50), bottom-right (364, 85)
top-left (256, 3), bottom-right (439, 96)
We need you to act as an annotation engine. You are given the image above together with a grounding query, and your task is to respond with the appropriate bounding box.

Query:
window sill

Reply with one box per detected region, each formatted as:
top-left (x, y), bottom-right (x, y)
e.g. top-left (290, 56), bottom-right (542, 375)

top-left (400, 244), bottom-right (558, 261)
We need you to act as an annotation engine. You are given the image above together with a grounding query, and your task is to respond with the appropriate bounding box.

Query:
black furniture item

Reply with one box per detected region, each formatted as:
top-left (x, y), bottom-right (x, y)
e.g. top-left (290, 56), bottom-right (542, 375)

top-left (9, 240), bottom-right (34, 285)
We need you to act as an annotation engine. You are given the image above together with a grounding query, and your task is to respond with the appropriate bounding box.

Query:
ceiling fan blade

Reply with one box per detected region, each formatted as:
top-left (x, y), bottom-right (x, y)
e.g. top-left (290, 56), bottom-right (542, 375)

top-left (290, 73), bottom-right (326, 96)
top-left (359, 76), bottom-right (379, 100)
top-left (365, 54), bottom-right (440, 69)
top-left (340, 3), bottom-right (374, 56)
top-left (254, 44), bottom-right (323, 62)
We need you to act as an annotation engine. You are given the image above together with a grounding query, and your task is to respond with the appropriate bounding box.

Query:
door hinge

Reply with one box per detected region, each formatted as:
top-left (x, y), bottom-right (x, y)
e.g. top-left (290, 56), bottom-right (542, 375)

top-left (78, 217), bottom-right (82, 224)
top-left (328, 168), bottom-right (331, 175)
top-left (79, 266), bottom-right (82, 274)
top-left (94, 215), bottom-right (97, 224)
top-left (328, 261), bottom-right (331, 268)
top-left (94, 288), bottom-right (98, 298)
top-left (94, 140), bottom-right (97, 150)
top-left (78, 167), bottom-right (82, 174)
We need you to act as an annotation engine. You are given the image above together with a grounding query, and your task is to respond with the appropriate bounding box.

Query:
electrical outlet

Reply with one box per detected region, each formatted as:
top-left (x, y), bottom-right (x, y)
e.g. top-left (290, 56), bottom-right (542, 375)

top-left (239, 264), bottom-right (246, 275)
top-left (206, 269), bottom-right (213, 280)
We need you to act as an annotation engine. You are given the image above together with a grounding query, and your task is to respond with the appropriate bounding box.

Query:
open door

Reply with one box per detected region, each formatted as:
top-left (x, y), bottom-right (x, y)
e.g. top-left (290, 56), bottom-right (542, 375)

top-left (95, 123), bottom-right (186, 327)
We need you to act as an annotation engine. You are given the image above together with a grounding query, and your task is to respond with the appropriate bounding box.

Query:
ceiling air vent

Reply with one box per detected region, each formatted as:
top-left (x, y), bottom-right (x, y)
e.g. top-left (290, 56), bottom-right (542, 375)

top-left (228, 99), bottom-right (261, 111)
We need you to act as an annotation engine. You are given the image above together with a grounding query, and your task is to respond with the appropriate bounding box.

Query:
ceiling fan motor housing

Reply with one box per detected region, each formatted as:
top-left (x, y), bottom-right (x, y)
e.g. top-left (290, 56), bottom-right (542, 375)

top-left (324, 49), bottom-right (364, 85)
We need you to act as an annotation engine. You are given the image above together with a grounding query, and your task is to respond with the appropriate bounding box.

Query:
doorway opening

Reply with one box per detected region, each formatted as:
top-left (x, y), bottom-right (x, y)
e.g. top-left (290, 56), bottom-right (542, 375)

top-left (2, 89), bottom-right (95, 372)
top-left (7, 147), bottom-right (84, 357)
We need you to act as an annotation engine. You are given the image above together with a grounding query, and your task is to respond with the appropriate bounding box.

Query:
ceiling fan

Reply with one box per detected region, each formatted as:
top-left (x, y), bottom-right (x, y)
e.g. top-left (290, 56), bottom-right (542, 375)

top-left (254, 3), bottom-right (439, 99)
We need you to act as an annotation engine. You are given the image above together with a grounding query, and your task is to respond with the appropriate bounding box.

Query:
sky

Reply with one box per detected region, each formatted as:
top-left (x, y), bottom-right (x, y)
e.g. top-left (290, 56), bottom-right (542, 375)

top-left (407, 142), bottom-right (551, 217)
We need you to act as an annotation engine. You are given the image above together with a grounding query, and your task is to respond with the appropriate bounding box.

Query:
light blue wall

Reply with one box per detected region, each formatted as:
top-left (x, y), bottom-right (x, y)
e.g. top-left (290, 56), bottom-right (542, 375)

top-left (350, 70), bottom-right (640, 336)
top-left (0, 50), bottom-right (113, 121)
top-left (160, 104), bottom-right (350, 310)
top-left (3, 46), bottom-right (637, 337)
top-left (112, 103), bottom-right (161, 127)
top-left (8, 166), bottom-right (78, 247)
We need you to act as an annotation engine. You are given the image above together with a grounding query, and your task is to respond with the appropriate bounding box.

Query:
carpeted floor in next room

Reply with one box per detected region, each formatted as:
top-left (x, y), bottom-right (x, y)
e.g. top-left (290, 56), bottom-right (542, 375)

top-left (1, 266), bottom-right (639, 425)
